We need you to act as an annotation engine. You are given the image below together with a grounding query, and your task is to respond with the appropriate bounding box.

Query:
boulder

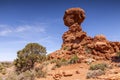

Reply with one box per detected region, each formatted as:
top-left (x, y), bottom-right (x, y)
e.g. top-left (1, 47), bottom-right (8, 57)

top-left (62, 71), bottom-right (73, 77)
top-left (63, 8), bottom-right (85, 27)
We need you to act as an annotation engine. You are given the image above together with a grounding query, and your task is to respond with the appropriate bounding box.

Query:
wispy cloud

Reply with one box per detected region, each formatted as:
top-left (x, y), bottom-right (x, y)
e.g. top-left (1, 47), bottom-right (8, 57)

top-left (0, 24), bottom-right (46, 36)
top-left (15, 26), bottom-right (30, 32)
top-left (0, 25), bottom-right (12, 36)
top-left (0, 29), bottom-right (12, 36)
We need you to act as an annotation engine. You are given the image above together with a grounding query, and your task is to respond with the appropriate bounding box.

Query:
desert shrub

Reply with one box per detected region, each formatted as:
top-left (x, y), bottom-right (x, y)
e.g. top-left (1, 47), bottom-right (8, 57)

top-left (89, 63), bottom-right (107, 71)
top-left (85, 48), bottom-right (92, 54)
top-left (34, 63), bottom-right (47, 78)
top-left (14, 43), bottom-right (47, 73)
top-left (54, 58), bottom-right (69, 68)
top-left (35, 69), bottom-right (47, 78)
top-left (116, 52), bottom-right (120, 57)
top-left (1, 69), bottom-right (6, 75)
top-left (51, 65), bottom-right (56, 70)
top-left (6, 72), bottom-right (18, 80)
top-left (61, 59), bottom-right (69, 66)
top-left (53, 55), bottom-right (80, 68)
top-left (86, 69), bottom-right (105, 79)
top-left (0, 76), bottom-right (2, 80)
top-left (50, 59), bottom-right (58, 64)
top-left (63, 46), bottom-right (71, 51)
top-left (84, 45), bottom-right (92, 54)
top-left (6, 67), bottom-right (47, 80)
top-left (55, 61), bottom-right (62, 68)
top-left (68, 55), bottom-right (80, 64)
top-left (18, 70), bottom-right (35, 80)
top-left (63, 46), bottom-right (67, 50)
top-left (0, 62), bottom-right (12, 68)
top-left (0, 63), bottom-right (6, 75)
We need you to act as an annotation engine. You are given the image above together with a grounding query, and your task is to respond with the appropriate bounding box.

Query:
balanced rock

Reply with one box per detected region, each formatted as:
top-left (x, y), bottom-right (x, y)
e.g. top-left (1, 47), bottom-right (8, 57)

top-left (62, 8), bottom-right (87, 55)
top-left (63, 8), bottom-right (85, 27)
top-left (49, 7), bottom-right (120, 61)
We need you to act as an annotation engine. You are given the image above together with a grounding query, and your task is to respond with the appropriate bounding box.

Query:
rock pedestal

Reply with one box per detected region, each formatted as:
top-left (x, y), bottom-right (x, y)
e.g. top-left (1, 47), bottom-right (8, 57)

top-left (49, 8), bottom-right (120, 60)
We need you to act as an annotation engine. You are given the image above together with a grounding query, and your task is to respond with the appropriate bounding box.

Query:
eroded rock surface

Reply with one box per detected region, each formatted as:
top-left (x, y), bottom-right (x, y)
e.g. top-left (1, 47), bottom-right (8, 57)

top-left (49, 8), bottom-right (120, 61)
top-left (63, 8), bottom-right (85, 27)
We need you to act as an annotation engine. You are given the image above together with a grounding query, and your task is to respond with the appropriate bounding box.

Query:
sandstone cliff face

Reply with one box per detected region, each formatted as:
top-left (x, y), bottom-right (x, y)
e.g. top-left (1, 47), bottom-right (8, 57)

top-left (49, 8), bottom-right (120, 60)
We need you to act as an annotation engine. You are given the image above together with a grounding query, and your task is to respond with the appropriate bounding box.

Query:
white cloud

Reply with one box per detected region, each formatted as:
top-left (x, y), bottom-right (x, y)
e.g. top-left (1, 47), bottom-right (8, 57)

top-left (15, 25), bottom-right (30, 32)
top-left (34, 27), bottom-right (45, 33)
top-left (0, 25), bottom-right (12, 36)
top-left (0, 28), bottom-right (12, 36)
top-left (15, 25), bottom-right (45, 33)
top-left (0, 24), bottom-right (46, 36)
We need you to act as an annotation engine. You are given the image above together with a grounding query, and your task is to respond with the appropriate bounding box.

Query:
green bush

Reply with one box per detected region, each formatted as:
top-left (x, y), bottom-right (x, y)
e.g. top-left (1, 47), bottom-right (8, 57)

top-left (14, 43), bottom-right (47, 73)
top-left (55, 62), bottom-right (62, 68)
top-left (18, 70), bottom-right (35, 80)
top-left (34, 63), bottom-right (47, 78)
top-left (89, 63), bottom-right (107, 71)
top-left (86, 69), bottom-right (105, 79)
top-left (55, 58), bottom-right (70, 68)
top-left (52, 55), bottom-right (80, 69)
top-left (6, 70), bottom-right (35, 80)
top-left (0, 62), bottom-right (12, 68)
top-left (35, 69), bottom-right (47, 78)
top-left (0, 63), bottom-right (6, 75)
top-left (6, 68), bottom-right (46, 80)
top-left (116, 52), bottom-right (120, 57)
top-left (84, 45), bottom-right (92, 54)
top-left (68, 55), bottom-right (80, 64)
top-left (6, 72), bottom-right (18, 80)
top-left (63, 46), bottom-right (71, 51)
top-left (50, 59), bottom-right (58, 64)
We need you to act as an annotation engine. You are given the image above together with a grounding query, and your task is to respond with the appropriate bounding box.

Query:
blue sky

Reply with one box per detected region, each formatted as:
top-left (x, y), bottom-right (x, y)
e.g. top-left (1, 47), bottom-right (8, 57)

top-left (0, 0), bottom-right (120, 61)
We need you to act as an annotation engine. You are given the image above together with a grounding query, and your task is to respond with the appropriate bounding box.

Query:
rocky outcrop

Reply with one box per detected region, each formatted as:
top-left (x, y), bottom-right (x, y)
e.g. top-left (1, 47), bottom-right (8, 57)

top-left (49, 7), bottom-right (120, 61)
top-left (61, 8), bottom-right (88, 57)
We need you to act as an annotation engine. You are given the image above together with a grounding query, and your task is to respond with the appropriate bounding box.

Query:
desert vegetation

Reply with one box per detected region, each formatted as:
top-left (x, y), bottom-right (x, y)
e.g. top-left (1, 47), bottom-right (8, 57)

top-left (14, 43), bottom-right (47, 73)
top-left (0, 43), bottom-right (48, 80)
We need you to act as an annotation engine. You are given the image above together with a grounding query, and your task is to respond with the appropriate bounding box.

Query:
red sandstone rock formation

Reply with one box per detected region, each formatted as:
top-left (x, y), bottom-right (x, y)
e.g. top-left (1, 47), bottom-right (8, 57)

top-left (63, 8), bottom-right (85, 27)
top-left (49, 8), bottom-right (120, 61)
top-left (62, 8), bottom-right (88, 55)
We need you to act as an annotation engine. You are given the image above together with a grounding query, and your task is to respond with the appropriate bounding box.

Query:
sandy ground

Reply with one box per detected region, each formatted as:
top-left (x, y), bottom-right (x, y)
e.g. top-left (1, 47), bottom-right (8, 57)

top-left (1, 61), bottom-right (120, 80)
top-left (36, 63), bottom-right (99, 80)
top-left (36, 60), bottom-right (120, 80)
